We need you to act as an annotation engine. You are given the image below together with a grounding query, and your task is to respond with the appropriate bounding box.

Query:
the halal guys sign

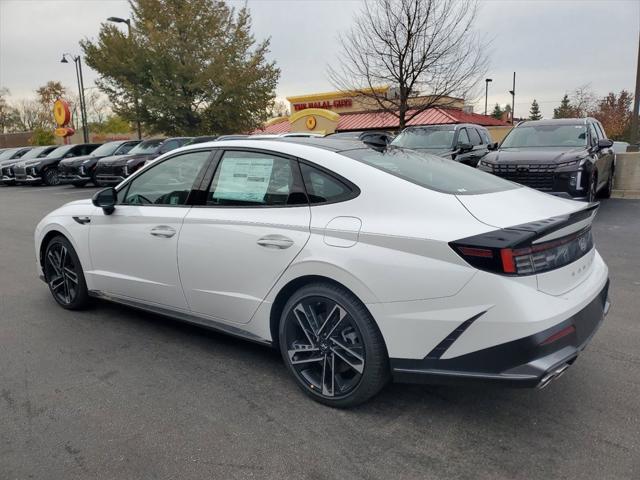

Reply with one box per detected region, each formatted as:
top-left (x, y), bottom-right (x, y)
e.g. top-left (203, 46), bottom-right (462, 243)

top-left (292, 98), bottom-right (353, 112)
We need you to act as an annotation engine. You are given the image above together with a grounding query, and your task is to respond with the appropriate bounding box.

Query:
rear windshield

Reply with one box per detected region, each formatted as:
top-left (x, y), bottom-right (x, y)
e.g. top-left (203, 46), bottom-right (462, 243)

top-left (501, 124), bottom-right (587, 148)
top-left (392, 128), bottom-right (456, 149)
top-left (342, 147), bottom-right (518, 195)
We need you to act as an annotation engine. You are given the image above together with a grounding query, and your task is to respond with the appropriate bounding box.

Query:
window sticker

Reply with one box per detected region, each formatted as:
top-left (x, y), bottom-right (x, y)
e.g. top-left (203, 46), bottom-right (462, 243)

top-left (213, 157), bottom-right (274, 203)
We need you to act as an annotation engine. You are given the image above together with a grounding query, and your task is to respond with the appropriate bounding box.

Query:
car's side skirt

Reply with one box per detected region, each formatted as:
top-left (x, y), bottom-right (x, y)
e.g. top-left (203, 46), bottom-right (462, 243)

top-left (88, 290), bottom-right (273, 347)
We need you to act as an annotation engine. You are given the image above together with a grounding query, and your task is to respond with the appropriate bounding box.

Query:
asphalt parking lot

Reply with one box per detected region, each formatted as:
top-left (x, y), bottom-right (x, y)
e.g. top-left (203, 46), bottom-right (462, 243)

top-left (1, 184), bottom-right (639, 480)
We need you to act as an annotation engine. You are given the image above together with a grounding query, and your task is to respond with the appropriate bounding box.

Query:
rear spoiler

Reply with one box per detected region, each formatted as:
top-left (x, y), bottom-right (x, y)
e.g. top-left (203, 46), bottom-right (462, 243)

top-left (454, 202), bottom-right (599, 251)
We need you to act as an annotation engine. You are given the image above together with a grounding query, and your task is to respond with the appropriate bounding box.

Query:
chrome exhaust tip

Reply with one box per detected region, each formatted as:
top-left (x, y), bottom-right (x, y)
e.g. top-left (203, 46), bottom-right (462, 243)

top-left (537, 363), bottom-right (571, 390)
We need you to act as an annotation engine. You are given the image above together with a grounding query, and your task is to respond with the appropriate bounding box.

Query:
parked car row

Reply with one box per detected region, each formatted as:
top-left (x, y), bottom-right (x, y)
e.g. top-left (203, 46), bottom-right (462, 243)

top-left (391, 118), bottom-right (616, 202)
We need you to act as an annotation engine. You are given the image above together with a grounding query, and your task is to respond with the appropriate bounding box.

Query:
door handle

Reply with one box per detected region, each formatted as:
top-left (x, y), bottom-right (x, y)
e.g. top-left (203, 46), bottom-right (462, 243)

top-left (150, 225), bottom-right (176, 238)
top-left (257, 235), bottom-right (294, 249)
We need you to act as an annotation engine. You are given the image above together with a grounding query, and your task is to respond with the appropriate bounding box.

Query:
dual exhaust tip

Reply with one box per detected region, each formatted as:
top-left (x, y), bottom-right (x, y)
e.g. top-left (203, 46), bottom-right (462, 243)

top-left (537, 363), bottom-right (571, 390)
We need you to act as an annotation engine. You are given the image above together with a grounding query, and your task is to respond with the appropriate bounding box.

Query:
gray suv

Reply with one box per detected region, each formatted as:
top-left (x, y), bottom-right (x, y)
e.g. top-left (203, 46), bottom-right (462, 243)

top-left (391, 123), bottom-right (494, 167)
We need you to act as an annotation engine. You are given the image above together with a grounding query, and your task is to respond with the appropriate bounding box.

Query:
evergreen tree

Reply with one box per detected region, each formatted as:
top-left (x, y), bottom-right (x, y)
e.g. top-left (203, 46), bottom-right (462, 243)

top-left (529, 99), bottom-right (542, 120)
top-left (553, 94), bottom-right (575, 119)
top-left (491, 103), bottom-right (503, 120)
top-left (82, 0), bottom-right (280, 135)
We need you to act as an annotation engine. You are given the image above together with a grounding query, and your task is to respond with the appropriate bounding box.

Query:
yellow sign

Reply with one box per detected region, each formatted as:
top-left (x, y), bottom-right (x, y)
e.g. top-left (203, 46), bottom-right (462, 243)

top-left (305, 116), bottom-right (317, 130)
top-left (53, 99), bottom-right (71, 127)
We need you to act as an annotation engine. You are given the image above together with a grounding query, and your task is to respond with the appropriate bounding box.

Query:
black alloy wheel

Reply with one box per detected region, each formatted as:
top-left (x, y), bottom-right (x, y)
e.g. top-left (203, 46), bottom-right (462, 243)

top-left (44, 236), bottom-right (90, 310)
top-left (280, 283), bottom-right (389, 408)
top-left (43, 168), bottom-right (60, 186)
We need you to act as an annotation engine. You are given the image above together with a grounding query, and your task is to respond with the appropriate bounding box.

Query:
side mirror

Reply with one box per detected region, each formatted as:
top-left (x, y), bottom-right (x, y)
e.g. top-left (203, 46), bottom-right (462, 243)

top-left (92, 187), bottom-right (117, 215)
top-left (598, 139), bottom-right (614, 149)
top-left (457, 142), bottom-right (473, 152)
top-left (487, 142), bottom-right (499, 151)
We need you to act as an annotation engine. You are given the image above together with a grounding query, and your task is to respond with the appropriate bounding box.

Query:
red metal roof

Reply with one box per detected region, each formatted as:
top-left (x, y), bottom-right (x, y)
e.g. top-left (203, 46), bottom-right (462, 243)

top-left (254, 107), bottom-right (509, 134)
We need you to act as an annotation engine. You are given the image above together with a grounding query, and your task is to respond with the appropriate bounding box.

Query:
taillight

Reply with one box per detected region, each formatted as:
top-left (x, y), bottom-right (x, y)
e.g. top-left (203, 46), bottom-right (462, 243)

top-left (451, 227), bottom-right (594, 276)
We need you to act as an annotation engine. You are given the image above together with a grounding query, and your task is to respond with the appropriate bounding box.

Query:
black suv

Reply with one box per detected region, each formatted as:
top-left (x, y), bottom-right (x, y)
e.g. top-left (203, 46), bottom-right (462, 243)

top-left (13, 143), bottom-right (101, 185)
top-left (477, 118), bottom-right (615, 201)
top-left (391, 123), bottom-right (493, 167)
top-left (58, 140), bottom-right (141, 187)
top-left (94, 137), bottom-right (192, 186)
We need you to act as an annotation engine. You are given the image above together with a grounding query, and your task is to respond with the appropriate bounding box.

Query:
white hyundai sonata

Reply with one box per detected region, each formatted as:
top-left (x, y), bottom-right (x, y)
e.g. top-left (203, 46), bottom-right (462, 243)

top-left (35, 138), bottom-right (610, 407)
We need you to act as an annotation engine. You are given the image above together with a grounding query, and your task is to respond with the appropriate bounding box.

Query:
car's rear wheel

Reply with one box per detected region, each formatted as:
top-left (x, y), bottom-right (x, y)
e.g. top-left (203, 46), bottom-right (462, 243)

top-left (279, 282), bottom-right (389, 408)
top-left (43, 236), bottom-right (90, 310)
top-left (43, 168), bottom-right (60, 186)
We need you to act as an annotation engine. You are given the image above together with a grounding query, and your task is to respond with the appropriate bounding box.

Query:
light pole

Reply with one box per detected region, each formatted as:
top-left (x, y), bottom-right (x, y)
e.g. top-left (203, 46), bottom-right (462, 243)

top-left (107, 16), bottom-right (142, 140)
top-left (61, 54), bottom-right (89, 142)
top-left (629, 27), bottom-right (640, 150)
top-left (508, 72), bottom-right (516, 124)
top-left (484, 78), bottom-right (492, 116)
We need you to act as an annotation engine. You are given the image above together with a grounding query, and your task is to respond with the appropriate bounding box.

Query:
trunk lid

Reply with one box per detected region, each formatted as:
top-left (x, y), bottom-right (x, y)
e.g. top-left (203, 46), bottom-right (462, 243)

top-left (455, 187), bottom-right (599, 295)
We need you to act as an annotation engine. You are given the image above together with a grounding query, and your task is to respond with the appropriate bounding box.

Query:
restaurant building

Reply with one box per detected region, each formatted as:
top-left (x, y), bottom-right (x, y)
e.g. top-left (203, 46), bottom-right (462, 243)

top-left (256, 86), bottom-right (511, 140)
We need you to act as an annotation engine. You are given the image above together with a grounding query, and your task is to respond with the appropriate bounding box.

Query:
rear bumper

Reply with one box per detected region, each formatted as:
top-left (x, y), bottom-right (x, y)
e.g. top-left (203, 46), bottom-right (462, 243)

top-left (390, 279), bottom-right (610, 388)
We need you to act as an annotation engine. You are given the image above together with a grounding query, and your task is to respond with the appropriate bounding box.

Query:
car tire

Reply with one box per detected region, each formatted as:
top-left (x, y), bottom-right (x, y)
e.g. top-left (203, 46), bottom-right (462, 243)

top-left (42, 168), bottom-right (60, 186)
top-left (587, 172), bottom-right (597, 202)
top-left (599, 168), bottom-right (614, 199)
top-left (43, 235), bottom-right (91, 310)
top-left (279, 282), bottom-right (389, 408)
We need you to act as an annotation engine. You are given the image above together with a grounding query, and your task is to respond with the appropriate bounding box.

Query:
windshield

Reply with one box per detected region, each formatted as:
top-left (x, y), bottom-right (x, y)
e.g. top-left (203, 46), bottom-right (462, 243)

top-left (0, 148), bottom-right (19, 160)
top-left (46, 145), bottom-right (74, 158)
top-left (343, 147), bottom-right (518, 195)
top-left (392, 128), bottom-right (456, 149)
top-left (20, 147), bottom-right (50, 159)
top-left (501, 124), bottom-right (587, 148)
top-left (128, 140), bottom-right (162, 154)
top-left (90, 142), bottom-right (121, 157)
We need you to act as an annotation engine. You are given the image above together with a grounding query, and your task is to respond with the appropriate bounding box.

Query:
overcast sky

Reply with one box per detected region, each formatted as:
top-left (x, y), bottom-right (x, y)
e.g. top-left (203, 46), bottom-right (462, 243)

top-left (0, 0), bottom-right (638, 118)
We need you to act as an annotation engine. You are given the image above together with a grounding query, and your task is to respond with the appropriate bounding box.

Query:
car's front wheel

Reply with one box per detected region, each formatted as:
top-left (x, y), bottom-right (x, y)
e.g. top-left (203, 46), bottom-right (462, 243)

top-left (279, 282), bottom-right (389, 408)
top-left (43, 235), bottom-right (90, 310)
top-left (43, 168), bottom-right (60, 186)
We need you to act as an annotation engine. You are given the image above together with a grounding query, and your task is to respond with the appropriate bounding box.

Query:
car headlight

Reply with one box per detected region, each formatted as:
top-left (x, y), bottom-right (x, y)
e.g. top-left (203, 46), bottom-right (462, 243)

top-left (25, 161), bottom-right (41, 167)
top-left (478, 159), bottom-right (493, 167)
top-left (82, 159), bottom-right (92, 164)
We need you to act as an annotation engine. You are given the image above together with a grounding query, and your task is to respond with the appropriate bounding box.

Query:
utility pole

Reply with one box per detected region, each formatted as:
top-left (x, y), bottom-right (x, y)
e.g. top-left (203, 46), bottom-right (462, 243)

top-left (61, 53), bottom-right (89, 142)
top-left (484, 78), bottom-right (492, 116)
top-left (630, 27), bottom-right (640, 150)
top-left (508, 72), bottom-right (516, 125)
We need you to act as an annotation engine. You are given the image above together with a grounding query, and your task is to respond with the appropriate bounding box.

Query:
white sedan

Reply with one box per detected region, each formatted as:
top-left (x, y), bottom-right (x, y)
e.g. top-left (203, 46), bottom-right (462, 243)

top-left (35, 138), bottom-right (610, 407)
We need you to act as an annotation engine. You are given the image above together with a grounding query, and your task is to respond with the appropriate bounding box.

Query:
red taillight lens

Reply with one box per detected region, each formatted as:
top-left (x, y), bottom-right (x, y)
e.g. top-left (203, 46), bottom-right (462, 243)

top-left (451, 227), bottom-right (593, 276)
top-left (540, 325), bottom-right (576, 345)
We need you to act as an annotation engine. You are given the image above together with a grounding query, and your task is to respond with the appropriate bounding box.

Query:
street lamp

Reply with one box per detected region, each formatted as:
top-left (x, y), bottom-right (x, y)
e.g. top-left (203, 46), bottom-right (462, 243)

top-left (107, 16), bottom-right (141, 140)
top-left (61, 53), bottom-right (89, 142)
top-left (484, 78), bottom-right (492, 116)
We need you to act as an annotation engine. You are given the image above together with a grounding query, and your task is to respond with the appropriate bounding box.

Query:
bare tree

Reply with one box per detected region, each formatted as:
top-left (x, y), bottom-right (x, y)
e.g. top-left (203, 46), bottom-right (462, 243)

top-left (570, 84), bottom-right (597, 118)
top-left (329, 0), bottom-right (488, 129)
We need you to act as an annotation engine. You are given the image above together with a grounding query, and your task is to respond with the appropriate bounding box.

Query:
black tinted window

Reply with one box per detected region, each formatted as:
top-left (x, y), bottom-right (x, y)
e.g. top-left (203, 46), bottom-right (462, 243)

top-left (468, 128), bottom-right (482, 146)
top-left (457, 128), bottom-right (470, 145)
top-left (300, 163), bottom-right (353, 204)
top-left (344, 147), bottom-right (518, 195)
top-left (207, 151), bottom-right (306, 206)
